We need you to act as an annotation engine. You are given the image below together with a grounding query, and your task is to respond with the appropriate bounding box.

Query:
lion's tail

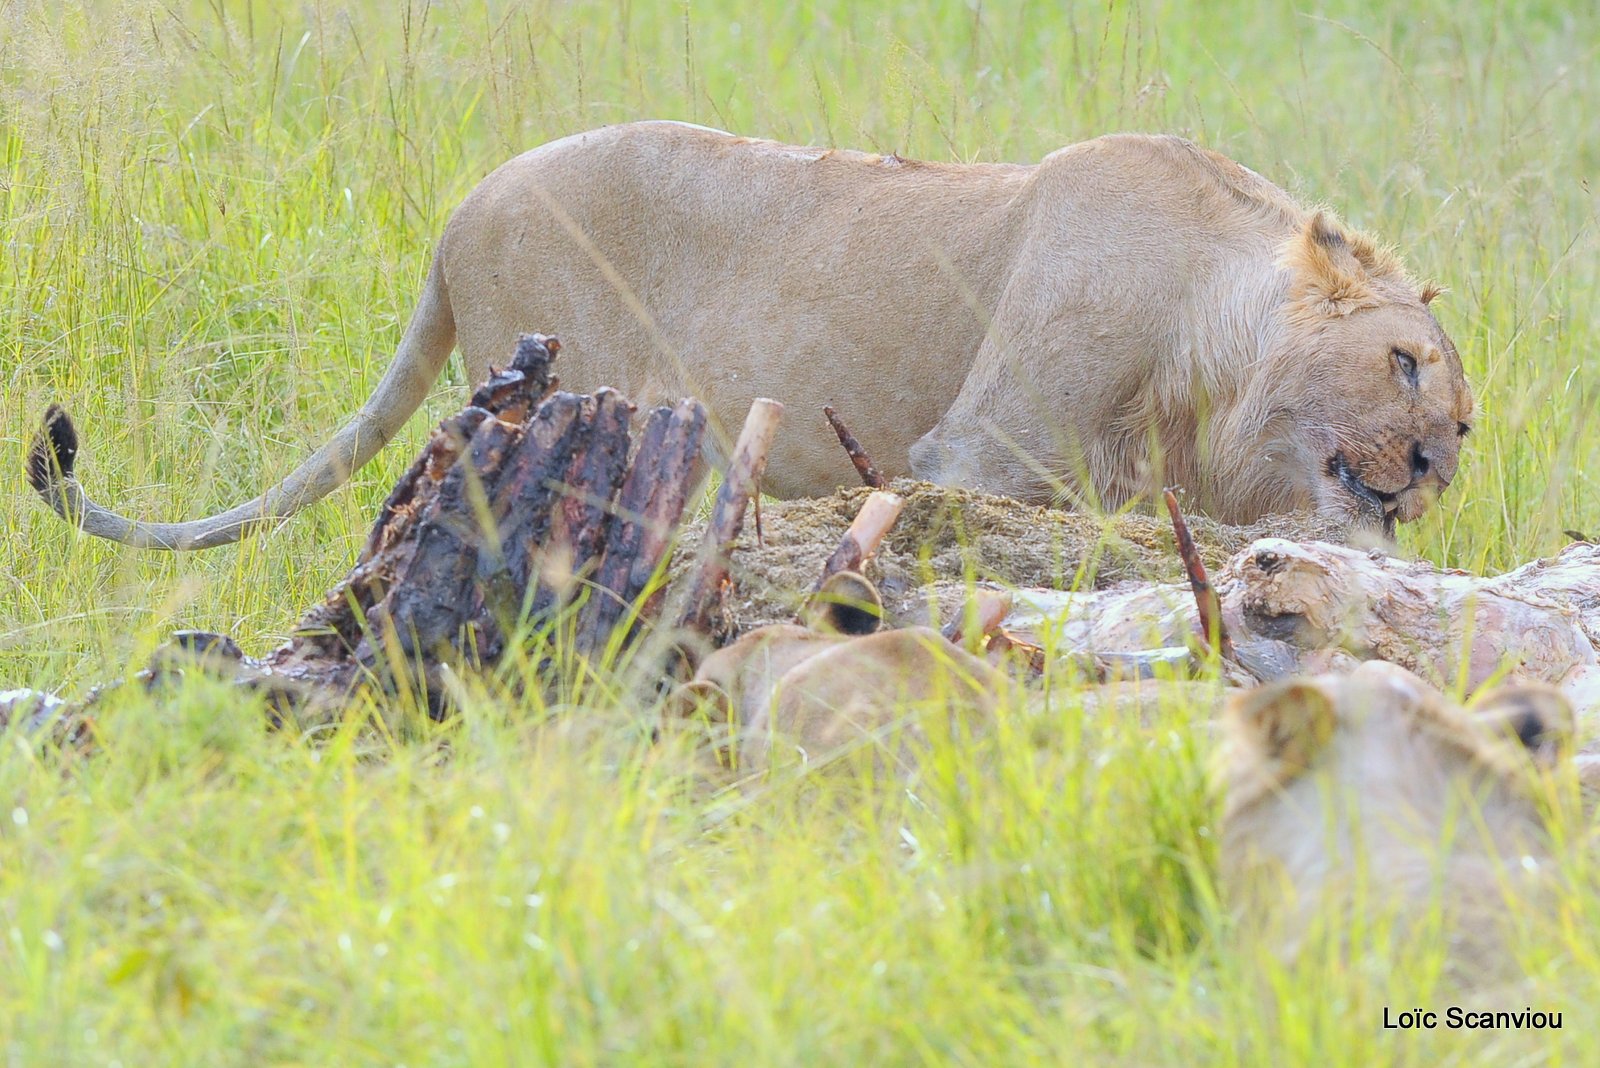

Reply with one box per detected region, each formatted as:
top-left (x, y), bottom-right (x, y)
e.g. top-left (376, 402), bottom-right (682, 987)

top-left (26, 253), bottom-right (457, 551)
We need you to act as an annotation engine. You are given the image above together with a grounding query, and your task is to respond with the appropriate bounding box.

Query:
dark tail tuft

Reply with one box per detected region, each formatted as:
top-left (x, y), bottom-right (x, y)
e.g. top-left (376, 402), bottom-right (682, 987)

top-left (26, 404), bottom-right (79, 494)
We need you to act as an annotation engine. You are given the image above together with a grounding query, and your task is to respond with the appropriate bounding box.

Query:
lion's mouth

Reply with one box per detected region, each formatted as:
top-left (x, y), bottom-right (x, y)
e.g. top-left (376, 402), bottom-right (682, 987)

top-left (1329, 453), bottom-right (1399, 537)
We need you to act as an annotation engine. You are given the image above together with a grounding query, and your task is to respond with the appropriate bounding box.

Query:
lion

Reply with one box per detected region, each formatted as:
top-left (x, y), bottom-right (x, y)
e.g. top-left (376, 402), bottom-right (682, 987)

top-left (1219, 661), bottom-right (1576, 972)
top-left (27, 121), bottom-right (1472, 549)
top-left (662, 571), bottom-right (1005, 779)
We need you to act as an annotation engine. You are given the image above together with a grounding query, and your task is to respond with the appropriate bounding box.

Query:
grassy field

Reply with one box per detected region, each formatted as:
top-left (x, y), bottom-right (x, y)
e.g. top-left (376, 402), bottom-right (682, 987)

top-left (3, 0), bottom-right (1600, 1063)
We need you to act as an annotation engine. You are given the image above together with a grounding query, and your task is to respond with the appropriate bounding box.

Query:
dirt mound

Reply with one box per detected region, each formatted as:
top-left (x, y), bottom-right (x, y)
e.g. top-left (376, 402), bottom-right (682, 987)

top-left (672, 480), bottom-right (1345, 629)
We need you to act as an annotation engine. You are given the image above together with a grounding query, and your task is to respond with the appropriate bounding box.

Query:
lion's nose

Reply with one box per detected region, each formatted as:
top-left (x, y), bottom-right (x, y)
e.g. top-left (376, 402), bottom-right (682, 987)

top-left (1411, 442), bottom-right (1451, 489)
top-left (1410, 443), bottom-right (1430, 482)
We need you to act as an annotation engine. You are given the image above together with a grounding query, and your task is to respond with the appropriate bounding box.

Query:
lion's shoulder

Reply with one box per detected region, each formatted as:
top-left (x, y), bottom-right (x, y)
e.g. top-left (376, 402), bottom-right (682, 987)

top-left (1039, 132), bottom-right (1306, 233)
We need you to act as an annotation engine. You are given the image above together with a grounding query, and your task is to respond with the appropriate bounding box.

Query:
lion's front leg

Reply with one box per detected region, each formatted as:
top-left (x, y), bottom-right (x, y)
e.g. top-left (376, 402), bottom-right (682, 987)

top-left (909, 330), bottom-right (1149, 509)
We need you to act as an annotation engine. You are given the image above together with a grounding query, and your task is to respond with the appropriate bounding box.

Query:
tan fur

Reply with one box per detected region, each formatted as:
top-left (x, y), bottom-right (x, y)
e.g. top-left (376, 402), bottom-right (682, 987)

top-left (32, 122), bottom-right (1471, 547)
top-left (1220, 662), bottom-right (1572, 971)
top-left (663, 572), bottom-right (1004, 779)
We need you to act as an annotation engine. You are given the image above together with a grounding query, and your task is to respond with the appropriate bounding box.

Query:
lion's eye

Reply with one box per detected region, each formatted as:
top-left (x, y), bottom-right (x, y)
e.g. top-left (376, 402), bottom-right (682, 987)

top-left (1393, 348), bottom-right (1419, 382)
top-left (1457, 422), bottom-right (1472, 437)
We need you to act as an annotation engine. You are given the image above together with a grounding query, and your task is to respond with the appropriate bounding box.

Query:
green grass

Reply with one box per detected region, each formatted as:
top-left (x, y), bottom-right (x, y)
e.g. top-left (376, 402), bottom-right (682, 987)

top-left (3, 0), bottom-right (1599, 1063)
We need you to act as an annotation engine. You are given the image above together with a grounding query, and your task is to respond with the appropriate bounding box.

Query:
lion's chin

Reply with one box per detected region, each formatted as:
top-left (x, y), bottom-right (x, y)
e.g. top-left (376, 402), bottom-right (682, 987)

top-left (1324, 453), bottom-right (1401, 537)
top-left (1308, 482), bottom-right (1393, 549)
top-left (1394, 486), bottom-right (1438, 525)
top-left (1321, 483), bottom-right (1445, 552)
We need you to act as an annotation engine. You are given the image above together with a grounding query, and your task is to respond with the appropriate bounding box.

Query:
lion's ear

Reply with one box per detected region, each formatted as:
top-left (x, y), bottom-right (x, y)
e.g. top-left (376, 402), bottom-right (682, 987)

top-left (1227, 678), bottom-right (1336, 777)
top-left (802, 570), bottom-right (884, 636)
top-left (1284, 212), bottom-right (1381, 317)
top-left (1419, 280), bottom-right (1446, 306)
top-left (1468, 683), bottom-right (1574, 769)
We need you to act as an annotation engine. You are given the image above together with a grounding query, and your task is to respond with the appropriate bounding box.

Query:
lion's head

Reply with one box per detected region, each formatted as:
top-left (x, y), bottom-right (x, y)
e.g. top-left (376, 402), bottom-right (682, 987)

top-left (1270, 213), bottom-right (1474, 537)
top-left (1219, 661), bottom-right (1570, 969)
top-left (661, 571), bottom-right (1004, 780)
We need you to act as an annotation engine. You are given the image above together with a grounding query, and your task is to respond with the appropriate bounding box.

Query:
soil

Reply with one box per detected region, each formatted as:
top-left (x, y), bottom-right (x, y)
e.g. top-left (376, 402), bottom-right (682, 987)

top-left (671, 479), bottom-right (1347, 631)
